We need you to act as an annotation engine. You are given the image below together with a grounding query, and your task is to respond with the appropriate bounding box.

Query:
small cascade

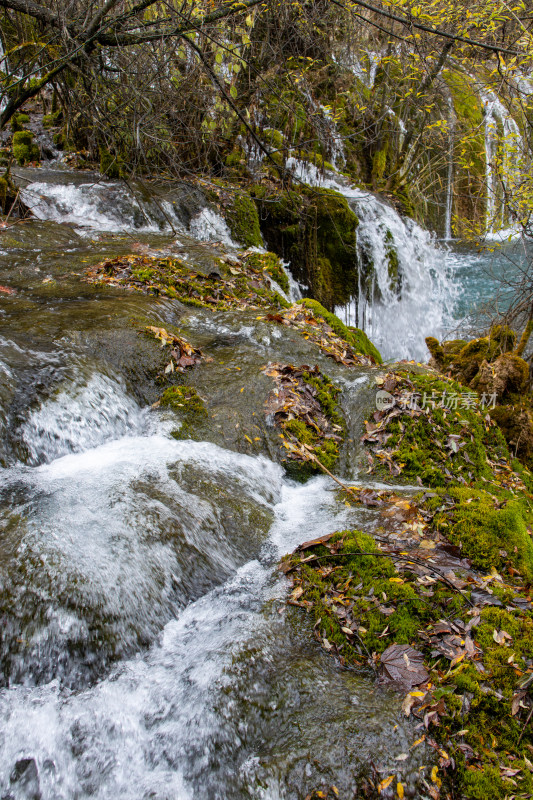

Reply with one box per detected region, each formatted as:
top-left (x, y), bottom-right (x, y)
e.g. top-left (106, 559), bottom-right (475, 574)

top-left (483, 92), bottom-right (522, 236)
top-left (444, 94), bottom-right (455, 241)
top-left (286, 159), bottom-right (456, 361)
top-left (21, 372), bottom-right (146, 465)
top-left (19, 173), bottom-right (232, 242)
top-left (349, 50), bottom-right (381, 89)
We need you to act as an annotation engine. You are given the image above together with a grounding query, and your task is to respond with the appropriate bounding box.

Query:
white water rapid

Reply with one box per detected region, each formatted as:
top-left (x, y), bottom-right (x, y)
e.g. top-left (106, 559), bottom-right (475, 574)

top-left (0, 353), bottom-right (421, 798)
top-left (287, 158), bottom-right (457, 361)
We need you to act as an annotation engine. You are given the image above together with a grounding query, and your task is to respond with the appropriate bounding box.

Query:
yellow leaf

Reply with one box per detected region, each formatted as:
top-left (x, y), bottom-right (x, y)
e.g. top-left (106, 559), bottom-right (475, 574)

top-left (377, 775), bottom-right (394, 793)
top-left (431, 766), bottom-right (439, 783)
top-left (397, 783), bottom-right (405, 799)
top-left (244, 435), bottom-right (253, 444)
top-left (389, 577), bottom-right (404, 584)
top-left (411, 735), bottom-right (425, 749)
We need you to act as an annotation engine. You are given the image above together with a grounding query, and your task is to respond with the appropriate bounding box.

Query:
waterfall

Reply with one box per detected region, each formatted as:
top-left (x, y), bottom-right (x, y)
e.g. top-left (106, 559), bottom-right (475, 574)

top-left (444, 94), bottom-right (455, 241)
top-left (482, 91), bottom-right (522, 236)
top-left (287, 158), bottom-right (456, 361)
top-left (0, 36), bottom-right (6, 114)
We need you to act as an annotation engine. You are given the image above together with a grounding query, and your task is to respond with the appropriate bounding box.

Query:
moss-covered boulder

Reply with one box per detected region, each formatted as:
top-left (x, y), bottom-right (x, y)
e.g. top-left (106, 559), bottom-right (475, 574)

top-left (224, 191), bottom-right (263, 248)
top-left (99, 147), bottom-right (122, 179)
top-left (12, 130), bottom-right (39, 166)
top-left (473, 353), bottom-right (530, 399)
top-left (251, 184), bottom-right (358, 310)
top-left (160, 386), bottom-right (207, 439)
top-left (429, 486), bottom-right (533, 581)
top-left (43, 110), bottom-right (63, 129)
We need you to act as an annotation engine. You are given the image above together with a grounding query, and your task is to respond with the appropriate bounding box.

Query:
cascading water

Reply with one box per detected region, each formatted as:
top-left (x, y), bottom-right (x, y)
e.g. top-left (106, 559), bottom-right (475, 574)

top-left (287, 158), bottom-right (457, 361)
top-left (482, 91), bottom-right (522, 237)
top-left (0, 204), bottom-right (435, 798)
top-left (444, 94), bottom-right (455, 241)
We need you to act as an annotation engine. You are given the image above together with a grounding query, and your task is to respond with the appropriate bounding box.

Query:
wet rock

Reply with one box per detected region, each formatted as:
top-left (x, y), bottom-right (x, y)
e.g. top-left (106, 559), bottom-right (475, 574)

top-left (9, 758), bottom-right (41, 800)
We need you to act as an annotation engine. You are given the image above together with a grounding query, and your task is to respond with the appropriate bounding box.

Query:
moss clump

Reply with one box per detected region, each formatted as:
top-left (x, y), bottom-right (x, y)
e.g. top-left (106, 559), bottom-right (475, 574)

top-left (270, 366), bottom-right (346, 480)
top-left (244, 251), bottom-right (289, 294)
top-left (160, 385), bottom-right (207, 416)
top-left (86, 253), bottom-right (288, 311)
top-left (365, 370), bottom-right (511, 487)
top-left (429, 486), bottom-right (533, 581)
top-left (12, 130), bottom-right (39, 165)
top-left (161, 386), bottom-right (207, 439)
top-left (99, 147), bottom-right (122, 179)
top-left (43, 110), bottom-right (63, 129)
top-left (251, 185), bottom-right (359, 310)
top-left (299, 298), bottom-right (382, 363)
top-left (224, 192), bottom-right (263, 248)
top-left (10, 113), bottom-right (30, 132)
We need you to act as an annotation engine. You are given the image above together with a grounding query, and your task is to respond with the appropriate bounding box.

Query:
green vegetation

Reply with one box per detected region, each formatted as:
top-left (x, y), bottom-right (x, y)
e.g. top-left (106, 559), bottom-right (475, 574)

top-left (85, 252), bottom-right (289, 311)
top-left (161, 385), bottom-right (208, 440)
top-left (12, 130), bottom-right (39, 165)
top-left (298, 298), bottom-right (382, 362)
top-left (283, 521), bottom-right (533, 800)
top-left (251, 185), bottom-right (359, 310)
top-left (224, 191), bottom-right (263, 248)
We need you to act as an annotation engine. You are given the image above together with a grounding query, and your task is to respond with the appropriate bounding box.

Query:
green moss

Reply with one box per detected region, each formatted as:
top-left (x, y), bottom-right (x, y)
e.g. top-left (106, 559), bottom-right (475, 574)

top-left (244, 251), bottom-right (289, 294)
top-left (280, 369), bottom-right (346, 479)
top-left (42, 110), bottom-right (63, 129)
top-left (252, 185), bottom-right (359, 310)
top-left (99, 147), bottom-right (122, 179)
top-left (431, 486), bottom-right (533, 581)
top-left (224, 192), bottom-right (263, 248)
top-left (284, 520), bottom-right (533, 799)
top-left (12, 130), bottom-right (39, 166)
top-left (10, 113), bottom-right (29, 132)
top-left (161, 386), bottom-right (207, 438)
top-left (384, 229), bottom-right (400, 293)
top-left (299, 298), bottom-right (382, 362)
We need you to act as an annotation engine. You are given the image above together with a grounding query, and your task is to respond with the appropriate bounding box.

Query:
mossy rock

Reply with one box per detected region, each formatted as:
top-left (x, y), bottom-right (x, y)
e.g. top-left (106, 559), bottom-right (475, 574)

top-left (278, 368), bottom-right (346, 480)
top-left (10, 113), bottom-right (30, 133)
top-left (12, 130), bottom-right (39, 166)
top-left (252, 185), bottom-right (358, 310)
top-left (490, 324), bottom-right (517, 353)
top-left (473, 352), bottom-right (530, 400)
top-left (299, 298), bottom-right (382, 363)
top-left (224, 191), bottom-right (263, 248)
top-left (366, 371), bottom-right (510, 487)
top-left (161, 386), bottom-right (207, 439)
top-left (244, 251), bottom-right (289, 294)
top-left (43, 110), bottom-right (63, 129)
top-left (99, 147), bottom-right (122, 179)
top-left (430, 486), bottom-right (533, 581)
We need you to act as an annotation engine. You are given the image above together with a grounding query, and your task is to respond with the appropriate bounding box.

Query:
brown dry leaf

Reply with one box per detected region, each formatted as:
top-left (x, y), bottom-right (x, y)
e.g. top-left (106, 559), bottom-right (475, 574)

top-left (380, 644), bottom-right (429, 689)
top-left (493, 629), bottom-right (513, 646)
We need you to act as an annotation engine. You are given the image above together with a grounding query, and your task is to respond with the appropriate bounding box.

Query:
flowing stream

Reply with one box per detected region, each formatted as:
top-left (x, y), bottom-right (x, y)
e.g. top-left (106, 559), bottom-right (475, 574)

top-left (0, 165), bottom-right (521, 799)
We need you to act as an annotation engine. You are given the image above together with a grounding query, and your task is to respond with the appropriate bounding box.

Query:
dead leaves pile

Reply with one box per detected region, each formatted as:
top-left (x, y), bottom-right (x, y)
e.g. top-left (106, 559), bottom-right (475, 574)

top-left (263, 363), bottom-right (344, 468)
top-left (85, 253), bottom-right (282, 311)
top-left (263, 304), bottom-right (376, 367)
top-left (145, 325), bottom-right (209, 374)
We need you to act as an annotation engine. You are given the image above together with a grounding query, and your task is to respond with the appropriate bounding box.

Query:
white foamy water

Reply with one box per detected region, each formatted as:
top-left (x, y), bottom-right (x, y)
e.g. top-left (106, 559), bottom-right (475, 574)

top-left (22, 373), bottom-right (145, 464)
top-left (0, 367), bottom-right (419, 800)
top-left (187, 207), bottom-right (236, 246)
top-left (287, 158), bottom-right (457, 361)
top-left (20, 181), bottom-right (236, 247)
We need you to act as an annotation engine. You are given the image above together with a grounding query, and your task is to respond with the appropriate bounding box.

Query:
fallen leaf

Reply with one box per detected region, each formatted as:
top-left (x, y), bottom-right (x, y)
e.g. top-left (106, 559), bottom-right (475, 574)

top-left (377, 775), bottom-right (394, 793)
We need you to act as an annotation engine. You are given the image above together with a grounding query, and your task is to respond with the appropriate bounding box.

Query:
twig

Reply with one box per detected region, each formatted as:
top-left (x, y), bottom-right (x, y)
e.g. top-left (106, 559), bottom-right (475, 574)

top-left (517, 704), bottom-right (533, 745)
